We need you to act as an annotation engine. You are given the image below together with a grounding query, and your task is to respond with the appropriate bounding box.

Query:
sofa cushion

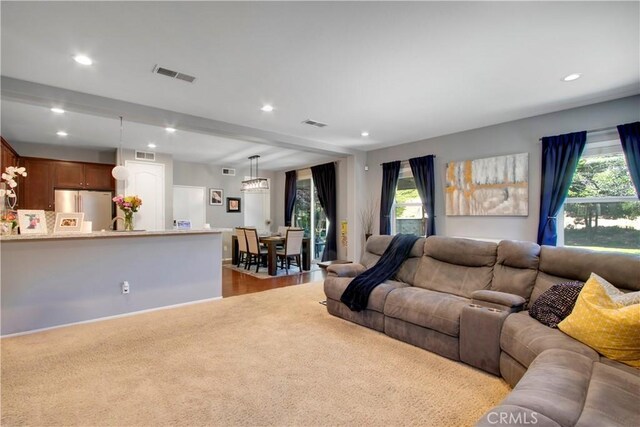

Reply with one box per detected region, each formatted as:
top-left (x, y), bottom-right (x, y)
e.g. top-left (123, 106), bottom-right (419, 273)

top-left (500, 311), bottom-right (598, 368)
top-left (491, 240), bottom-right (540, 300)
top-left (323, 277), bottom-right (408, 313)
top-left (528, 281), bottom-right (583, 328)
top-left (478, 349), bottom-right (640, 427)
top-left (414, 236), bottom-right (497, 298)
top-left (384, 287), bottom-right (470, 337)
top-left (531, 246), bottom-right (640, 304)
top-left (558, 273), bottom-right (640, 368)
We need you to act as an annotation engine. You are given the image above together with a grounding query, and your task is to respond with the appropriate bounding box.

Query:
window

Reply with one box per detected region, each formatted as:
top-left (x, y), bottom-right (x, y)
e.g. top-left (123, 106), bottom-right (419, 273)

top-left (292, 169), bottom-right (328, 260)
top-left (561, 140), bottom-right (639, 254)
top-left (392, 163), bottom-right (425, 236)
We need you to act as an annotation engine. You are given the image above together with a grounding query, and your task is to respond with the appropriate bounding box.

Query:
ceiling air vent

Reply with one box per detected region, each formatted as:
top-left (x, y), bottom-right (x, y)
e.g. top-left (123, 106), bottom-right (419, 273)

top-left (152, 65), bottom-right (196, 84)
top-left (301, 119), bottom-right (328, 128)
top-left (222, 168), bottom-right (236, 176)
top-left (135, 150), bottom-right (156, 161)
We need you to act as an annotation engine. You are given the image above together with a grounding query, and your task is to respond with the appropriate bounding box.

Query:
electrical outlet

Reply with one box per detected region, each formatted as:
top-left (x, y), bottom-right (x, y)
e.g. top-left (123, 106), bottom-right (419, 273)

top-left (122, 281), bottom-right (130, 294)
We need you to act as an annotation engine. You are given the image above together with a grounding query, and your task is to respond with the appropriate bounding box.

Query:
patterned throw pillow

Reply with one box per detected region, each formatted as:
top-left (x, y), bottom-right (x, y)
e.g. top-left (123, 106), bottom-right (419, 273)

top-left (529, 281), bottom-right (584, 328)
top-left (558, 273), bottom-right (640, 368)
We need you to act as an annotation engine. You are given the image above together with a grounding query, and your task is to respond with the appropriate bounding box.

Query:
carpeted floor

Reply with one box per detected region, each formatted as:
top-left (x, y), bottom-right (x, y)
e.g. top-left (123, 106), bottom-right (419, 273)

top-left (1, 282), bottom-right (510, 426)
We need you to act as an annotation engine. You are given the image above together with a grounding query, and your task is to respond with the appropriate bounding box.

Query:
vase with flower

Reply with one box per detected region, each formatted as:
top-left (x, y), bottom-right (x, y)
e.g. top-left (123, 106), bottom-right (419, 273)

top-left (112, 194), bottom-right (142, 231)
top-left (0, 165), bottom-right (27, 235)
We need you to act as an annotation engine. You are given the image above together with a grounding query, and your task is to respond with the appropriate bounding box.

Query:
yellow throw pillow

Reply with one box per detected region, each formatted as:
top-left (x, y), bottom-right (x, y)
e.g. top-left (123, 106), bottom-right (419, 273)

top-left (558, 273), bottom-right (640, 368)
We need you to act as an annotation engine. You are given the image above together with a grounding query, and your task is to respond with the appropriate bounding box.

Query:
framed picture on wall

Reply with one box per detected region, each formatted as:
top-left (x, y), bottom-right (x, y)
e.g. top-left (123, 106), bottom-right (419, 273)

top-left (209, 188), bottom-right (223, 206)
top-left (226, 197), bottom-right (241, 213)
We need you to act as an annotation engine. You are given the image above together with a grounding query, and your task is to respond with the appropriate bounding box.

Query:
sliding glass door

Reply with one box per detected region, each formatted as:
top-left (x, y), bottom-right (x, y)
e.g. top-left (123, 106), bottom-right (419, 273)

top-left (293, 170), bottom-right (327, 260)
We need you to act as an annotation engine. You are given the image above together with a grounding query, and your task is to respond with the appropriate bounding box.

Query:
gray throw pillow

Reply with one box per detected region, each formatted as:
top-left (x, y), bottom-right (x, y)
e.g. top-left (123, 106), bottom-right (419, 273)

top-left (529, 281), bottom-right (584, 328)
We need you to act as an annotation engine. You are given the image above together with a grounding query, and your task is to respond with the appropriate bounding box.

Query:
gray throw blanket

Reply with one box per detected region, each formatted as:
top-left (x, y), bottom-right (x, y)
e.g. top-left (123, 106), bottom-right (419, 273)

top-left (340, 234), bottom-right (420, 312)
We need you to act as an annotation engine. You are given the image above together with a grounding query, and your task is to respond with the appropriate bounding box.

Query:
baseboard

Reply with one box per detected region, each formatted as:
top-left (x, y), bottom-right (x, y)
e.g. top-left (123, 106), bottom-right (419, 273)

top-left (1, 296), bottom-right (223, 338)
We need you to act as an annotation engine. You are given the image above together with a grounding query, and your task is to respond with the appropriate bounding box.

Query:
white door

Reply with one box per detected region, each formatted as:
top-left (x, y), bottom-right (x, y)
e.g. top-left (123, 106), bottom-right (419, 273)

top-left (173, 185), bottom-right (206, 229)
top-left (125, 161), bottom-right (165, 231)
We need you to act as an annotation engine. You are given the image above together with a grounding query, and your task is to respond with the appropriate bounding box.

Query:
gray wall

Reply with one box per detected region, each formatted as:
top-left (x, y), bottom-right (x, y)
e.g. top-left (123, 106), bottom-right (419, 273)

top-left (173, 161), bottom-right (276, 230)
top-left (1, 233), bottom-right (222, 336)
top-left (366, 95), bottom-right (640, 242)
top-left (10, 141), bottom-right (116, 164)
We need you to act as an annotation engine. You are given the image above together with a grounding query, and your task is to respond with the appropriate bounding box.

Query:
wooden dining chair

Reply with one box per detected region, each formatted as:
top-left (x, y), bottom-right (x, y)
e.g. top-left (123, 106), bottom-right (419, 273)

top-left (235, 227), bottom-right (248, 268)
top-left (276, 228), bottom-right (304, 273)
top-left (244, 228), bottom-right (268, 273)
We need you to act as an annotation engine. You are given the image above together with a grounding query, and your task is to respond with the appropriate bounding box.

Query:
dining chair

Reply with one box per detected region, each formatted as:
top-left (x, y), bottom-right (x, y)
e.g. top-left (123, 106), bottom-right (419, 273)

top-left (277, 226), bottom-right (289, 236)
top-left (245, 228), bottom-right (268, 273)
top-left (235, 227), bottom-right (248, 268)
top-left (276, 228), bottom-right (304, 273)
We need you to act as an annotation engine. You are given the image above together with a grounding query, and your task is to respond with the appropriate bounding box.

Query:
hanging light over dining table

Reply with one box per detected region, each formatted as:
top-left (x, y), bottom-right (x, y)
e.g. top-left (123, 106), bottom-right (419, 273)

top-left (241, 155), bottom-right (269, 192)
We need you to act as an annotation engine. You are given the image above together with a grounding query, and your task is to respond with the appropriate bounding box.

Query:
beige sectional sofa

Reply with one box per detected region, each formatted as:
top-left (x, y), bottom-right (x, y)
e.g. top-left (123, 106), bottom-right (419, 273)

top-left (324, 235), bottom-right (640, 427)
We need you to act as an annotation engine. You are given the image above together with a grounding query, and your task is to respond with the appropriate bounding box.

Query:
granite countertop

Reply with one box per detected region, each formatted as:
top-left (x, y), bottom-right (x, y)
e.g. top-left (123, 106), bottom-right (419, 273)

top-left (0, 229), bottom-right (223, 242)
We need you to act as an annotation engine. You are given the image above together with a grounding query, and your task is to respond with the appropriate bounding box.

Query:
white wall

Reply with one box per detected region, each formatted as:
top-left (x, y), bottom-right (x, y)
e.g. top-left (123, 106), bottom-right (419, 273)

top-left (366, 95), bottom-right (640, 242)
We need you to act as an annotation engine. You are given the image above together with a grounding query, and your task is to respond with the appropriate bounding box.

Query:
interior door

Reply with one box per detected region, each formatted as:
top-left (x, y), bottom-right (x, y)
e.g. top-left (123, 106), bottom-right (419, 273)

top-left (173, 185), bottom-right (206, 229)
top-left (124, 161), bottom-right (165, 231)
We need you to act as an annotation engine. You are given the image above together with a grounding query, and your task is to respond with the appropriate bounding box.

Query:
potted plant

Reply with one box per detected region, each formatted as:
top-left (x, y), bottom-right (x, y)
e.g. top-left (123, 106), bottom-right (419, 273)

top-left (360, 198), bottom-right (377, 241)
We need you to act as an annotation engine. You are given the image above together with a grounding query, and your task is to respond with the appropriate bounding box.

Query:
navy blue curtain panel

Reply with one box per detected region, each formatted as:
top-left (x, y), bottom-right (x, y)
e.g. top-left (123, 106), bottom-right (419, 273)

top-left (409, 155), bottom-right (436, 236)
top-left (379, 161), bottom-right (401, 235)
top-left (284, 170), bottom-right (297, 226)
top-left (617, 122), bottom-right (640, 198)
top-left (537, 131), bottom-right (587, 246)
top-left (311, 162), bottom-right (337, 261)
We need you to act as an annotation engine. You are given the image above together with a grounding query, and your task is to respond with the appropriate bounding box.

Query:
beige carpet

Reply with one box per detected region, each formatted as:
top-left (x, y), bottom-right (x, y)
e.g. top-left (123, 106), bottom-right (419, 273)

top-left (1, 282), bottom-right (510, 426)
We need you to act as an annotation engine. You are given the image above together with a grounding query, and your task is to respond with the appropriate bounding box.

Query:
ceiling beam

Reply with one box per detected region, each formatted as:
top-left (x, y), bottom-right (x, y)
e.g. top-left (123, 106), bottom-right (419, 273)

top-left (1, 76), bottom-right (361, 158)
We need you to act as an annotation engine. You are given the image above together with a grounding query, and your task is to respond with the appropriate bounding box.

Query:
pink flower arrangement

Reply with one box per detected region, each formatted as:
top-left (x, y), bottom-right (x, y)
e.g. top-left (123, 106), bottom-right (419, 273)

top-left (112, 195), bottom-right (142, 213)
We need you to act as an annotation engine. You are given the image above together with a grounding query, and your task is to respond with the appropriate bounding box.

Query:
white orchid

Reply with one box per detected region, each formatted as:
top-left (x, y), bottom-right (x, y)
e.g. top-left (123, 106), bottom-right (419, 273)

top-left (0, 166), bottom-right (27, 198)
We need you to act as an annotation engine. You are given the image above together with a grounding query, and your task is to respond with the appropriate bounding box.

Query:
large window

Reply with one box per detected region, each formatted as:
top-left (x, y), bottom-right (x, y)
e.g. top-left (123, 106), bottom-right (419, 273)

top-left (561, 140), bottom-right (639, 254)
top-left (392, 163), bottom-right (425, 235)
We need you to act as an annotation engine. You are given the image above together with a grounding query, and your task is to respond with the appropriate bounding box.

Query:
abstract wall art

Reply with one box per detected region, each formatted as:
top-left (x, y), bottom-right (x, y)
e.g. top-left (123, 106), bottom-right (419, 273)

top-left (445, 153), bottom-right (529, 216)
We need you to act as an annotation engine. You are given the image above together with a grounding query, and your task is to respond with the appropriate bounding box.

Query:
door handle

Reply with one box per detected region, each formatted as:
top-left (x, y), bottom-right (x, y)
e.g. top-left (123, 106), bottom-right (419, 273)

top-left (79, 195), bottom-right (83, 212)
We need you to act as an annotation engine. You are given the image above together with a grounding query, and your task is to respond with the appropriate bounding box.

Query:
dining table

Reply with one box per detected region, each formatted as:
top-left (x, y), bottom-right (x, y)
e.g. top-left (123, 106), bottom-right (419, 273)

top-left (231, 234), bottom-right (311, 276)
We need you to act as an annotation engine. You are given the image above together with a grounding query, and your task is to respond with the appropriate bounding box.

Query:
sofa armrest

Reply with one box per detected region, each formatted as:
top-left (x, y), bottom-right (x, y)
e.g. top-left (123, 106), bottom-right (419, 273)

top-left (471, 290), bottom-right (526, 313)
top-left (327, 263), bottom-right (366, 277)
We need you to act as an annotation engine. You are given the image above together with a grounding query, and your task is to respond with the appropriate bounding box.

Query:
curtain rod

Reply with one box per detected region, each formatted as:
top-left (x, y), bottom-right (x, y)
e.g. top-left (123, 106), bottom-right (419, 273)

top-left (538, 125), bottom-right (618, 142)
top-left (380, 155), bottom-right (436, 166)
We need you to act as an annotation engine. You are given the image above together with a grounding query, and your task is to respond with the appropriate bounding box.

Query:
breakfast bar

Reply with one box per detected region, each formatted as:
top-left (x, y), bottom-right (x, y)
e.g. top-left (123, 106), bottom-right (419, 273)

top-left (0, 230), bottom-right (222, 336)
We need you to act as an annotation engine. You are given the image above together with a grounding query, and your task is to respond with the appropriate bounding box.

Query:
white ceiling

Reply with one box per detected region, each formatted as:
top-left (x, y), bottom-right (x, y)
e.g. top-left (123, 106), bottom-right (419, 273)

top-left (1, 2), bottom-right (638, 167)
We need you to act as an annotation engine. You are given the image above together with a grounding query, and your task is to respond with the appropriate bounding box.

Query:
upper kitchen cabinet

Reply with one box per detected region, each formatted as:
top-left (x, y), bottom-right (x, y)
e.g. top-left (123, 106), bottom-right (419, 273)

top-left (1, 137), bottom-right (19, 170)
top-left (21, 158), bottom-right (54, 210)
top-left (53, 161), bottom-right (115, 191)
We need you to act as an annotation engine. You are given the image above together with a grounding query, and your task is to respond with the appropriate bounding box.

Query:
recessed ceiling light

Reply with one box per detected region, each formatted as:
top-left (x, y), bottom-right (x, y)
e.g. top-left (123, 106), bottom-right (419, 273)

top-left (261, 104), bottom-right (274, 112)
top-left (56, 131), bottom-right (68, 137)
top-left (147, 143), bottom-right (157, 148)
top-left (50, 107), bottom-right (65, 114)
top-left (562, 73), bottom-right (582, 82)
top-left (361, 131), bottom-right (370, 137)
top-left (165, 127), bottom-right (176, 133)
top-left (73, 55), bottom-right (93, 66)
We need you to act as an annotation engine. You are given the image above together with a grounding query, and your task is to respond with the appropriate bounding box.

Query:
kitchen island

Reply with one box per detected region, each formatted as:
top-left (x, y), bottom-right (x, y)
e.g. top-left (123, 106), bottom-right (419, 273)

top-left (1, 229), bottom-right (222, 336)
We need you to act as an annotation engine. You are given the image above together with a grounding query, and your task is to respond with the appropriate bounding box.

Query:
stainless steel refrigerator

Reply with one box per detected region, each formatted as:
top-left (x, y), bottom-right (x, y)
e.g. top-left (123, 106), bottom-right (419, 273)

top-left (54, 190), bottom-right (113, 231)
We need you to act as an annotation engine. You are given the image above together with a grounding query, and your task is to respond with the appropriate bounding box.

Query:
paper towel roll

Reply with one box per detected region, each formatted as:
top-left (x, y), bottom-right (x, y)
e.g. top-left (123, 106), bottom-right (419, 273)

top-left (81, 221), bottom-right (92, 233)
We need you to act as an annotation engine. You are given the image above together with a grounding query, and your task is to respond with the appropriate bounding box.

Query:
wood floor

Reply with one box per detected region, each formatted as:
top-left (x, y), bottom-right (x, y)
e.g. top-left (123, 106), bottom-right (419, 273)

top-left (222, 264), bottom-right (327, 297)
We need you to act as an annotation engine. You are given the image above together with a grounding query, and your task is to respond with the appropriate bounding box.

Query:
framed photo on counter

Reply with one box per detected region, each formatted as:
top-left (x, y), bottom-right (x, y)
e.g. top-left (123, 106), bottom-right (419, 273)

top-left (53, 212), bottom-right (84, 234)
top-left (17, 209), bottom-right (48, 235)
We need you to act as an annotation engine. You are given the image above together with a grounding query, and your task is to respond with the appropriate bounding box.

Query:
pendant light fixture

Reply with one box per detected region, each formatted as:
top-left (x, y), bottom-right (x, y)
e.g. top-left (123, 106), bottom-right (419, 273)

top-left (111, 116), bottom-right (130, 181)
top-left (241, 155), bottom-right (269, 192)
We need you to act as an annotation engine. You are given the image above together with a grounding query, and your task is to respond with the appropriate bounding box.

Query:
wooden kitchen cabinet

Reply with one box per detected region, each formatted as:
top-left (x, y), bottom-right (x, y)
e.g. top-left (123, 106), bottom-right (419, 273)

top-left (20, 158), bottom-right (55, 210)
top-left (84, 163), bottom-right (115, 190)
top-left (53, 161), bottom-right (115, 190)
top-left (1, 137), bottom-right (19, 171)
